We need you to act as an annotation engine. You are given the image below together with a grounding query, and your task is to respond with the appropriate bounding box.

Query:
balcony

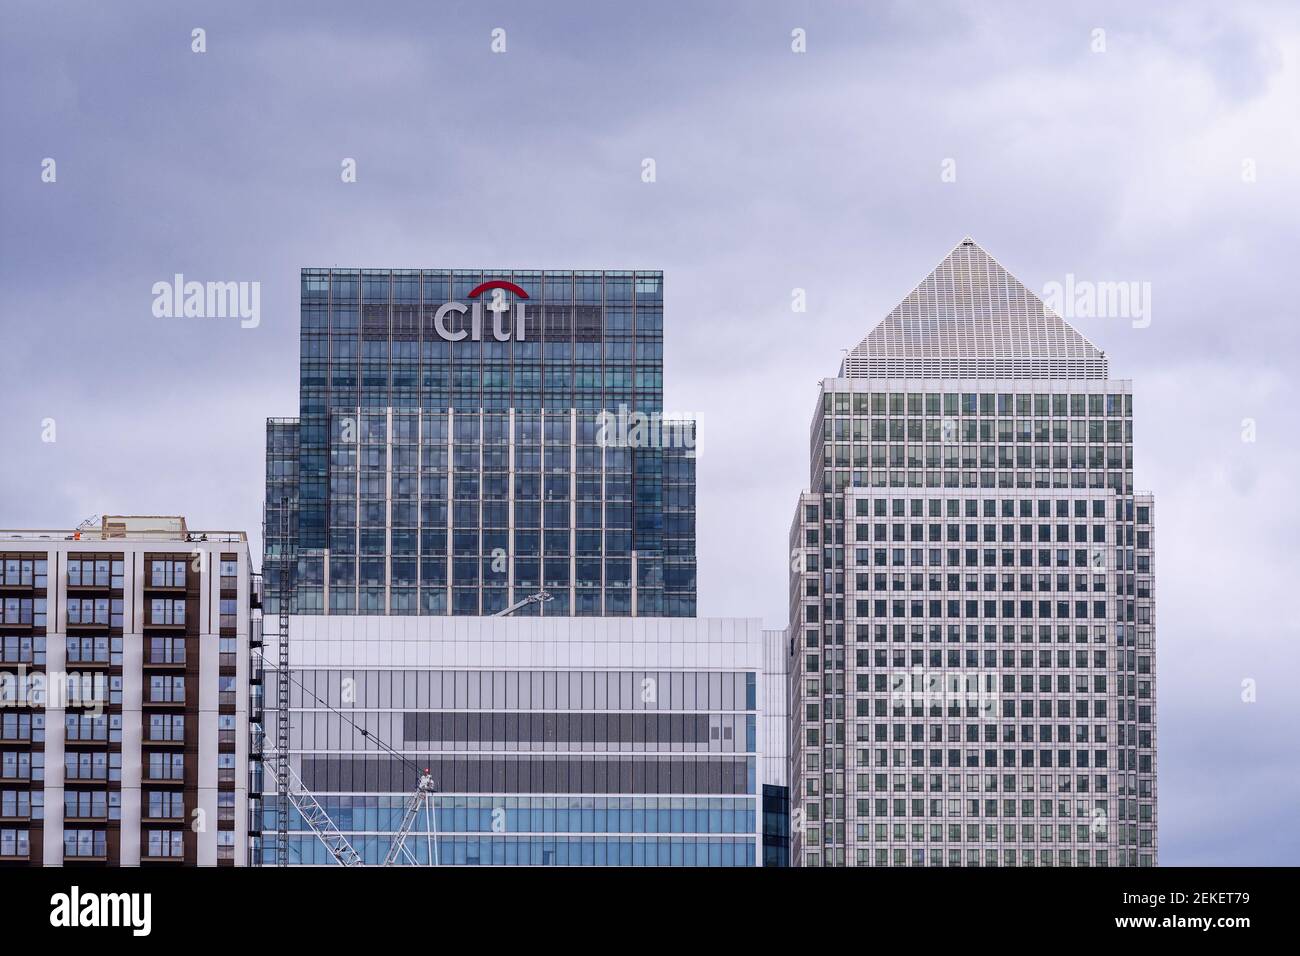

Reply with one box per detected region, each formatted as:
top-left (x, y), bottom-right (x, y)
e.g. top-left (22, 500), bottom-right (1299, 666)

top-left (144, 656), bottom-right (186, 670)
top-left (142, 849), bottom-right (185, 863)
top-left (144, 684), bottom-right (186, 706)
top-left (144, 617), bottom-right (186, 631)
top-left (64, 655), bottom-right (111, 669)
top-left (143, 775), bottom-right (186, 787)
top-left (65, 582), bottom-right (114, 594)
top-left (63, 835), bottom-right (109, 861)
top-left (63, 812), bottom-right (109, 824)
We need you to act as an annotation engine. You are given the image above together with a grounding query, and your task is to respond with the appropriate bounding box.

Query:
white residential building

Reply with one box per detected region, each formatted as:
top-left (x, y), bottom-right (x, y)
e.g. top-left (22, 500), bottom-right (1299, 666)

top-left (0, 516), bottom-right (256, 867)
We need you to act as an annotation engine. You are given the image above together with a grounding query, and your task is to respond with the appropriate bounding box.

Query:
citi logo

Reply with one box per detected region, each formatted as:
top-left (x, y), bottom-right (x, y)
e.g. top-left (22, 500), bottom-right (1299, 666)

top-left (50, 886), bottom-right (151, 937)
top-left (433, 280), bottom-right (528, 342)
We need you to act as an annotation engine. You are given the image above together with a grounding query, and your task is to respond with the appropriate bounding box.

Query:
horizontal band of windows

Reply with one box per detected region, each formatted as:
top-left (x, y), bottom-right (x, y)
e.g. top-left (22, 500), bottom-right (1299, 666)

top-left (402, 712), bottom-right (752, 750)
top-left (269, 835), bottom-right (754, 867)
top-left (287, 669), bottom-right (756, 712)
top-left (300, 755), bottom-right (754, 796)
top-left (261, 795), bottom-right (756, 835)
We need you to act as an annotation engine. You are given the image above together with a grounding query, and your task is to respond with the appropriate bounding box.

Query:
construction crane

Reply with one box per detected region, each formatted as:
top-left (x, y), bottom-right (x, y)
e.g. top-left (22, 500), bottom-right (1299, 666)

top-left (381, 771), bottom-right (440, 866)
top-left (257, 654), bottom-right (439, 866)
top-left (258, 587), bottom-right (551, 864)
top-left (274, 500), bottom-right (290, 866)
top-left (261, 740), bottom-right (363, 867)
top-left (70, 514), bottom-right (100, 541)
top-left (495, 589), bottom-right (552, 616)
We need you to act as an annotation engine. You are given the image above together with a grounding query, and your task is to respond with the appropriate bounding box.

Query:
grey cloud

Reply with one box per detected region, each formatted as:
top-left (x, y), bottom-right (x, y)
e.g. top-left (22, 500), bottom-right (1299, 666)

top-left (2, 0), bottom-right (1297, 864)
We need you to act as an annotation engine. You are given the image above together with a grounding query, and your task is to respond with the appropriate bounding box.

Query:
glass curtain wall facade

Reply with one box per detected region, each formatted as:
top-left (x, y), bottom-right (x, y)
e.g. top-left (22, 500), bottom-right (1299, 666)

top-left (788, 239), bottom-right (1157, 868)
top-left (264, 270), bottom-right (696, 619)
top-left (261, 616), bottom-right (772, 866)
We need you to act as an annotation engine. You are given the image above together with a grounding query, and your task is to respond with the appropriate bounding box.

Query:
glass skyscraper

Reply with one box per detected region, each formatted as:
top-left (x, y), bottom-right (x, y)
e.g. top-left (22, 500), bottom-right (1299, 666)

top-left (264, 269), bottom-right (697, 619)
top-left (788, 239), bottom-right (1157, 867)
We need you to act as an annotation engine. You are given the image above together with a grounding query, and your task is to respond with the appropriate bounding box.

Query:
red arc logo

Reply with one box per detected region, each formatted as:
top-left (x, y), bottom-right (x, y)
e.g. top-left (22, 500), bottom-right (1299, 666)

top-left (466, 280), bottom-right (529, 300)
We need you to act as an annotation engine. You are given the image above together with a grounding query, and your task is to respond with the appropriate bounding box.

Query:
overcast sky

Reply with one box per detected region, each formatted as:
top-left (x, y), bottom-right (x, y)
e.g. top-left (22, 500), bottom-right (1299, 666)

top-left (3, 0), bottom-right (1298, 865)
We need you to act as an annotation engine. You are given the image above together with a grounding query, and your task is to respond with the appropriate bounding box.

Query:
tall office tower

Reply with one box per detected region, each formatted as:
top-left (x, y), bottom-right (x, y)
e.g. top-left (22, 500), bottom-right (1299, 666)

top-left (265, 270), bottom-right (696, 620)
top-left (788, 239), bottom-right (1157, 868)
top-left (0, 516), bottom-right (257, 866)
